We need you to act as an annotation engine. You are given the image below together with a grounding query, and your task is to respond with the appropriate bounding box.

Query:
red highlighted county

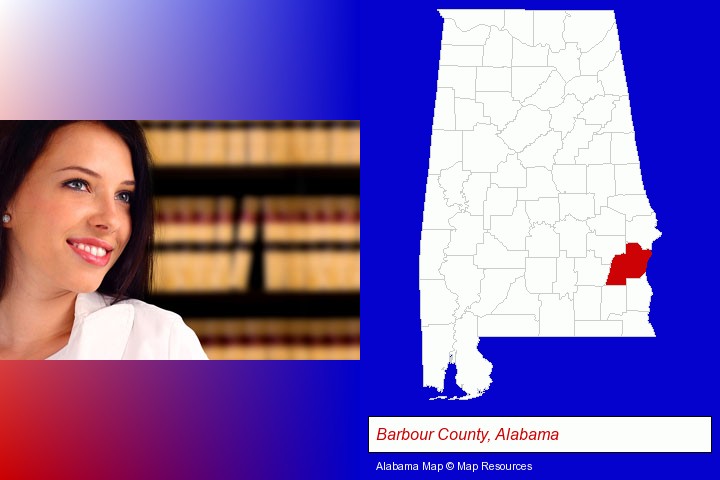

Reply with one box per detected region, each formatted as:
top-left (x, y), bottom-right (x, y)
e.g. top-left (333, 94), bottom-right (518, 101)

top-left (606, 243), bottom-right (652, 285)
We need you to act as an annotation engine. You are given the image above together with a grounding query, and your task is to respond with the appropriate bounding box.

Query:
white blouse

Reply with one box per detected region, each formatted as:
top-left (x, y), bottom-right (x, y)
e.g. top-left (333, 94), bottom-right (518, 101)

top-left (47, 292), bottom-right (208, 360)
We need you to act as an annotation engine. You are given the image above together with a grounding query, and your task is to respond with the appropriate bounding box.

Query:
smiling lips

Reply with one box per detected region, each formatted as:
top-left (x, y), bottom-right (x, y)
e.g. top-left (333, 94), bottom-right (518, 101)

top-left (67, 238), bottom-right (114, 267)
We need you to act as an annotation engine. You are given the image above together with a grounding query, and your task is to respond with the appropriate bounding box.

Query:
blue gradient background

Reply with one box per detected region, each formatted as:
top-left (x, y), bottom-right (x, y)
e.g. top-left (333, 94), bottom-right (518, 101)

top-left (0, 0), bottom-right (718, 479)
top-left (361, 0), bottom-right (719, 478)
top-left (0, 0), bottom-right (358, 118)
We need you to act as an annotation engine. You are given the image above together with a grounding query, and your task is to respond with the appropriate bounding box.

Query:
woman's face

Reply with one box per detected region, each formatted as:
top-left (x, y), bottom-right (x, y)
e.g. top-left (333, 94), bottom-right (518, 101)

top-left (4, 122), bottom-right (134, 295)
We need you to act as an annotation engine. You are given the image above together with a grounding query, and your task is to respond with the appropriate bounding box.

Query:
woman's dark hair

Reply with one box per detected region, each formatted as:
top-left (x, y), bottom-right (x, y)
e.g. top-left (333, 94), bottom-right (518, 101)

top-left (0, 121), bottom-right (154, 302)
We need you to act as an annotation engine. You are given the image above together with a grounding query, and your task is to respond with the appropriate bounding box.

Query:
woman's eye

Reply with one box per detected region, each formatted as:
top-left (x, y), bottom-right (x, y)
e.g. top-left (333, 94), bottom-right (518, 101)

top-left (64, 179), bottom-right (89, 191)
top-left (116, 191), bottom-right (133, 204)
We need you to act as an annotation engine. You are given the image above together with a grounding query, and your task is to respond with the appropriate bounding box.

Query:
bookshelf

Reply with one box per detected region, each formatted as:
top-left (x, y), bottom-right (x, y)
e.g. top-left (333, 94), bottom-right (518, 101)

top-left (153, 166), bottom-right (359, 195)
top-left (142, 121), bottom-right (360, 359)
top-left (147, 293), bottom-right (360, 318)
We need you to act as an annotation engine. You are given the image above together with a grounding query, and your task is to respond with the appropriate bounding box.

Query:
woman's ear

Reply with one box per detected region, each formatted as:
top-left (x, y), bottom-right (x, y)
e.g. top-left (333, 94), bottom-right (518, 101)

top-left (2, 203), bottom-right (14, 227)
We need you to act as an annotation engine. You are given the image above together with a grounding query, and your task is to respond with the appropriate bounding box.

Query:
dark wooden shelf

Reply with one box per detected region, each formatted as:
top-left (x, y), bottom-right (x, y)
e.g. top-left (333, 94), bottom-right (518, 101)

top-left (153, 241), bottom-right (360, 251)
top-left (152, 166), bottom-right (360, 195)
top-left (147, 292), bottom-right (360, 318)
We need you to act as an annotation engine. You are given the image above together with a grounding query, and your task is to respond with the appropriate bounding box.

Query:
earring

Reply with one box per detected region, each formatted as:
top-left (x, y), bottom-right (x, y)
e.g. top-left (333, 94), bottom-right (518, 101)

top-left (2, 214), bottom-right (10, 224)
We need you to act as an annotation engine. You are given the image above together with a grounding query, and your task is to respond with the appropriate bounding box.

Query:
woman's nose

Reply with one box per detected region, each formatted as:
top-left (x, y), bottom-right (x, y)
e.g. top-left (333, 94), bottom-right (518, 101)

top-left (89, 194), bottom-right (122, 232)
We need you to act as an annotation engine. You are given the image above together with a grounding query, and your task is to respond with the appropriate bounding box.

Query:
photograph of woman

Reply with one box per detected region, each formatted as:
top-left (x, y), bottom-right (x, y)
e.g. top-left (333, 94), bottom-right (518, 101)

top-left (0, 121), bottom-right (208, 359)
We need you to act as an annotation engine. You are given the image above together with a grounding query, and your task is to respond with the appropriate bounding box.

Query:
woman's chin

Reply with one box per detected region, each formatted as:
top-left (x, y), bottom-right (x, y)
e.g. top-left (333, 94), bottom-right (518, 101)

top-left (66, 279), bottom-right (104, 294)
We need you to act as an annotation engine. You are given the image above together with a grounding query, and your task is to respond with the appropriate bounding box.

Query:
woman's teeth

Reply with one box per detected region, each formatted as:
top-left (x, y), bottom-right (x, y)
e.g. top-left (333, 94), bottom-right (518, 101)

top-left (72, 242), bottom-right (107, 257)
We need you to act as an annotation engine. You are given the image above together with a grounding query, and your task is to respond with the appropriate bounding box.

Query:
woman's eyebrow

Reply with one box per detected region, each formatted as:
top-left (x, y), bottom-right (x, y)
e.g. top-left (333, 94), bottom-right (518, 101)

top-left (55, 165), bottom-right (135, 186)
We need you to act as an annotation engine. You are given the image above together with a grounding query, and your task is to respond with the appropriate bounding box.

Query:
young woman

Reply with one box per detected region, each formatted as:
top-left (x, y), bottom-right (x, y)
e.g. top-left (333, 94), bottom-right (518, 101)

top-left (0, 121), bottom-right (207, 359)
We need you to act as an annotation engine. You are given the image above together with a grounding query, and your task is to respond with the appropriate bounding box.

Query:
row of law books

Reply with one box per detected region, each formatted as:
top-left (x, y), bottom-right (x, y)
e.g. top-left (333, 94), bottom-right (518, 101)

top-left (155, 196), bottom-right (360, 244)
top-left (142, 121), bottom-right (360, 166)
top-left (153, 250), bottom-right (359, 292)
top-left (186, 318), bottom-right (360, 360)
top-left (152, 196), bottom-right (360, 292)
top-left (153, 250), bottom-right (251, 292)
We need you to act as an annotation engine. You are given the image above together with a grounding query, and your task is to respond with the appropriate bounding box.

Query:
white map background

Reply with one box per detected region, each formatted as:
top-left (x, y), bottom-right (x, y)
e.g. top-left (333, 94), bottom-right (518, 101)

top-left (420, 10), bottom-right (661, 400)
